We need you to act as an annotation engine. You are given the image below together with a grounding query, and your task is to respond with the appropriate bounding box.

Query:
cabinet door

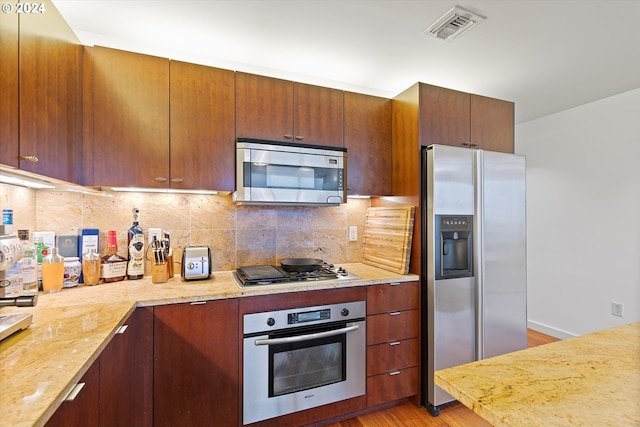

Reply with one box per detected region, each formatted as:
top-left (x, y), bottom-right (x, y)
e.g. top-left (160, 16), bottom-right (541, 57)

top-left (367, 310), bottom-right (419, 345)
top-left (235, 72), bottom-right (293, 142)
top-left (293, 82), bottom-right (344, 147)
top-left (99, 307), bottom-right (153, 427)
top-left (154, 299), bottom-right (239, 427)
top-left (18, 11), bottom-right (82, 182)
top-left (471, 94), bottom-right (514, 153)
top-left (367, 366), bottom-right (419, 408)
top-left (344, 92), bottom-right (391, 195)
top-left (88, 47), bottom-right (169, 187)
top-left (366, 281), bottom-right (419, 315)
top-left (0, 11), bottom-right (18, 167)
top-left (420, 83), bottom-right (470, 148)
top-left (44, 361), bottom-right (100, 427)
top-left (170, 61), bottom-right (235, 190)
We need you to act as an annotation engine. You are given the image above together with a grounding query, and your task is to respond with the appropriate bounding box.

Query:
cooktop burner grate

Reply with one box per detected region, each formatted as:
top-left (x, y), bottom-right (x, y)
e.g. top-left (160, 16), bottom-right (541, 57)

top-left (234, 263), bottom-right (359, 286)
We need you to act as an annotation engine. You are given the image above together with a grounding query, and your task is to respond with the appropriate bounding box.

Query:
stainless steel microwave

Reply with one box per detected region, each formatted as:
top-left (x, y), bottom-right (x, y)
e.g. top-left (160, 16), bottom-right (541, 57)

top-left (234, 139), bottom-right (346, 206)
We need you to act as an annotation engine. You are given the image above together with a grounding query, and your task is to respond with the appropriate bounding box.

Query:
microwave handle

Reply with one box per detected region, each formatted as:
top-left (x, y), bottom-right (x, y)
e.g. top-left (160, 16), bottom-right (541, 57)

top-left (254, 324), bottom-right (360, 346)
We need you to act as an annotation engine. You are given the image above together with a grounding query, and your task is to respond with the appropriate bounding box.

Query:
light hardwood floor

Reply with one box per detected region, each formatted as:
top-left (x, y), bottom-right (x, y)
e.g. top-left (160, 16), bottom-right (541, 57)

top-left (326, 329), bottom-right (558, 427)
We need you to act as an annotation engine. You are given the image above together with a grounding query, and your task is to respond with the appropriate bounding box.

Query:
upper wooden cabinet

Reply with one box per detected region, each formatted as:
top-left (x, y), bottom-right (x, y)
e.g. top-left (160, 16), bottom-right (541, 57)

top-left (235, 72), bottom-right (344, 147)
top-left (169, 61), bottom-right (235, 191)
top-left (85, 46), bottom-right (170, 188)
top-left (344, 92), bottom-right (392, 196)
top-left (419, 83), bottom-right (514, 152)
top-left (0, 1), bottom-right (83, 182)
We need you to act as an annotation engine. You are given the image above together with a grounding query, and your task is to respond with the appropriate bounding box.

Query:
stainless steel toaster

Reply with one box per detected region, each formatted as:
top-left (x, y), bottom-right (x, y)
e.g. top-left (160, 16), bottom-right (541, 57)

top-left (181, 245), bottom-right (211, 281)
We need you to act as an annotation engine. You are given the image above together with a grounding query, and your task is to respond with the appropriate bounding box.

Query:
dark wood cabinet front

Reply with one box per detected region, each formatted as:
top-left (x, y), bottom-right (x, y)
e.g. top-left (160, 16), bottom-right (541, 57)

top-left (0, 11), bottom-right (19, 168)
top-left (470, 93), bottom-right (515, 152)
top-left (236, 72), bottom-right (344, 147)
top-left (154, 299), bottom-right (239, 427)
top-left (344, 92), bottom-right (392, 196)
top-left (44, 361), bottom-right (100, 427)
top-left (170, 61), bottom-right (235, 190)
top-left (86, 46), bottom-right (170, 187)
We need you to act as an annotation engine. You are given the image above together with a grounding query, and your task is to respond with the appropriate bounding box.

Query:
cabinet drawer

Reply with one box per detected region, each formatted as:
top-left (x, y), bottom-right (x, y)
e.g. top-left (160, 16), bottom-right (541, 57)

top-left (366, 366), bottom-right (419, 408)
top-left (367, 309), bottom-right (419, 345)
top-left (367, 281), bottom-right (419, 315)
top-left (367, 338), bottom-right (419, 376)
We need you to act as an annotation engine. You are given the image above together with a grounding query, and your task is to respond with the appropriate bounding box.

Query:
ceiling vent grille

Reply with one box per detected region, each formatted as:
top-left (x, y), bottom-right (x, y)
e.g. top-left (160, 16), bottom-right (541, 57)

top-left (424, 6), bottom-right (486, 42)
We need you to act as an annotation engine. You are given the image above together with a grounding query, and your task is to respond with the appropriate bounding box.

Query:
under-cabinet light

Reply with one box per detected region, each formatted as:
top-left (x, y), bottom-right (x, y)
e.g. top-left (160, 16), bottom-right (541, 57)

top-left (108, 187), bottom-right (220, 195)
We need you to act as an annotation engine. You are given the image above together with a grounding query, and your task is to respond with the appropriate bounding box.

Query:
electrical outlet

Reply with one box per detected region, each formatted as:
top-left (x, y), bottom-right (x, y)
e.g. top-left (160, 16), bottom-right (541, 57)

top-left (148, 228), bottom-right (162, 243)
top-left (612, 302), bottom-right (624, 317)
top-left (348, 226), bottom-right (358, 241)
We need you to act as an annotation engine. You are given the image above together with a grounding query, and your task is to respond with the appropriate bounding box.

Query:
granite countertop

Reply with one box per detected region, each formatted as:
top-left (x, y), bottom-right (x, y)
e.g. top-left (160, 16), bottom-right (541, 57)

top-left (0, 263), bottom-right (417, 427)
top-left (435, 322), bottom-right (640, 427)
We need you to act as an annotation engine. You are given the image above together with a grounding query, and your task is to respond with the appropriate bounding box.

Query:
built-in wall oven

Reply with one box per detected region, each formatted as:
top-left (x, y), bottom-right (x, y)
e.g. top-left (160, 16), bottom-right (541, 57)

top-left (243, 301), bottom-right (366, 425)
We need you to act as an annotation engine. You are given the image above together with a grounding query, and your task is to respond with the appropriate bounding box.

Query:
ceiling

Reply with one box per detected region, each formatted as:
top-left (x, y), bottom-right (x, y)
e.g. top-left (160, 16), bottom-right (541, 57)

top-left (52, 0), bottom-right (640, 124)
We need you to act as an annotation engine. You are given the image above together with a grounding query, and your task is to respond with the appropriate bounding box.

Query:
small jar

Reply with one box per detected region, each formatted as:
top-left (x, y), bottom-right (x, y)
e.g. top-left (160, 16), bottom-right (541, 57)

top-left (42, 247), bottom-right (64, 293)
top-left (63, 257), bottom-right (82, 288)
top-left (82, 248), bottom-right (101, 286)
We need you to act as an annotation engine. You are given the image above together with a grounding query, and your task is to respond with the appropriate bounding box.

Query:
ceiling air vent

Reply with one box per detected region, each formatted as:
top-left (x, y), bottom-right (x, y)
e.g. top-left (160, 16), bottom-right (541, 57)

top-left (424, 6), bottom-right (486, 42)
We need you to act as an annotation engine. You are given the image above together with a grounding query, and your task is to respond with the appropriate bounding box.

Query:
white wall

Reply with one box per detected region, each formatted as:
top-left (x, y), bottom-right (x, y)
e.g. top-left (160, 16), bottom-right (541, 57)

top-left (516, 88), bottom-right (640, 338)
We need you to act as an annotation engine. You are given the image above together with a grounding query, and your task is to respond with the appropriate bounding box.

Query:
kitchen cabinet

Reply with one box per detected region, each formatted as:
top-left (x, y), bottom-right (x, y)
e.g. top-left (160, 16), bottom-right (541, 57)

top-left (235, 72), bottom-right (344, 147)
top-left (84, 46), bottom-right (170, 188)
top-left (344, 92), bottom-right (392, 196)
top-left (44, 361), bottom-right (100, 427)
top-left (0, 1), bottom-right (83, 182)
top-left (169, 60), bottom-right (235, 190)
top-left (154, 299), bottom-right (239, 427)
top-left (419, 83), bottom-right (514, 153)
top-left (366, 281), bottom-right (420, 408)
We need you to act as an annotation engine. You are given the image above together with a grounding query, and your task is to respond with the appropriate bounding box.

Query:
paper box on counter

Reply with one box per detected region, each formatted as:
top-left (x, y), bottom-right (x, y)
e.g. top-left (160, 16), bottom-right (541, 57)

top-left (56, 235), bottom-right (78, 258)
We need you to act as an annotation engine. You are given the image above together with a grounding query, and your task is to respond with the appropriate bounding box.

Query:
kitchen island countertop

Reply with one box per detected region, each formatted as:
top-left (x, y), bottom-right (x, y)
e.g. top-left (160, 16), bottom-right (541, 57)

top-left (435, 321), bottom-right (640, 427)
top-left (0, 263), bottom-right (417, 427)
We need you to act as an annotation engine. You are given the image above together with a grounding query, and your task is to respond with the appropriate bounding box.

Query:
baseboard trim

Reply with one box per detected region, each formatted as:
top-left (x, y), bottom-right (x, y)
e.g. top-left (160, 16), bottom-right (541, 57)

top-left (527, 320), bottom-right (576, 340)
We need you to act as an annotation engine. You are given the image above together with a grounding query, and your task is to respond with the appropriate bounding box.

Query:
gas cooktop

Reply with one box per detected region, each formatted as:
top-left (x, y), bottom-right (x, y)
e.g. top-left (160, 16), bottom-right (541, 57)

top-left (234, 263), bottom-right (360, 287)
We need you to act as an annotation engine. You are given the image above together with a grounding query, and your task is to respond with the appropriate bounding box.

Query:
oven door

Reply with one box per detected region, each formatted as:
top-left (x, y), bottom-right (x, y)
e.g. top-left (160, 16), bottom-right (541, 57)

top-left (243, 320), bottom-right (365, 425)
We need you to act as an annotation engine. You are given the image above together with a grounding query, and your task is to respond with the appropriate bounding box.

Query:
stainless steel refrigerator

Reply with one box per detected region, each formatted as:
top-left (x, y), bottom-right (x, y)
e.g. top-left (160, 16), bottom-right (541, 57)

top-left (421, 144), bottom-right (527, 416)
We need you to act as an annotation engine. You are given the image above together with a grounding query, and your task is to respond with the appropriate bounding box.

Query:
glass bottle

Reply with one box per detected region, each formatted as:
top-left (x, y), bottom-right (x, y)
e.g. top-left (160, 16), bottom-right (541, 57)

top-left (100, 230), bottom-right (127, 283)
top-left (17, 230), bottom-right (38, 294)
top-left (42, 247), bottom-right (64, 293)
top-left (127, 208), bottom-right (144, 280)
top-left (82, 248), bottom-right (101, 286)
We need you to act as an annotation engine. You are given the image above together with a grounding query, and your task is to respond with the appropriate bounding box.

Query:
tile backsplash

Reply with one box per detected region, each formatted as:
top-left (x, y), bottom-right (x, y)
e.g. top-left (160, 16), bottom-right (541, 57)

top-left (0, 184), bottom-right (369, 272)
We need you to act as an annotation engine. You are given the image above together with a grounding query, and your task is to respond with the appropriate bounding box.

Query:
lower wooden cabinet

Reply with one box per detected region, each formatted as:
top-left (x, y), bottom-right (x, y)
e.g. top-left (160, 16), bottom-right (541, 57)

top-left (44, 361), bottom-right (100, 427)
top-left (154, 299), bottom-right (239, 427)
top-left (367, 366), bottom-right (420, 408)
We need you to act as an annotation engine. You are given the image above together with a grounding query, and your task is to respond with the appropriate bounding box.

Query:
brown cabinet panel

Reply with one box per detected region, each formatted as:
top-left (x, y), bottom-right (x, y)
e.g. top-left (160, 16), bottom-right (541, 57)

top-left (154, 299), bottom-right (239, 427)
top-left (344, 92), bottom-right (391, 195)
top-left (471, 94), bottom-right (514, 153)
top-left (0, 11), bottom-right (19, 167)
top-left (293, 82), bottom-right (343, 146)
top-left (366, 310), bottom-right (419, 345)
top-left (366, 366), bottom-right (419, 408)
top-left (18, 8), bottom-right (82, 182)
top-left (99, 307), bottom-right (153, 427)
top-left (235, 72), bottom-right (293, 142)
top-left (366, 281), bottom-right (419, 315)
top-left (88, 46), bottom-right (169, 187)
top-left (44, 361), bottom-right (100, 427)
top-left (420, 83), bottom-right (470, 148)
top-left (170, 61), bottom-right (235, 190)
top-left (367, 338), bottom-right (419, 376)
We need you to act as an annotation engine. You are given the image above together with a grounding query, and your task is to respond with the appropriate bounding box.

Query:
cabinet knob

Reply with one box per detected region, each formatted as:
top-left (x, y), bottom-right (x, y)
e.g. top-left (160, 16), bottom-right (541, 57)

top-left (19, 155), bottom-right (39, 163)
top-left (171, 178), bottom-right (184, 183)
top-left (155, 177), bottom-right (168, 182)
top-left (283, 134), bottom-right (293, 139)
top-left (294, 135), bottom-right (304, 141)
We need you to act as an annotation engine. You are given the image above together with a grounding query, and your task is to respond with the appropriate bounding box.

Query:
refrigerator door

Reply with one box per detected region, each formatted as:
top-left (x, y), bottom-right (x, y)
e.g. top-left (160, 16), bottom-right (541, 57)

top-left (475, 150), bottom-right (527, 359)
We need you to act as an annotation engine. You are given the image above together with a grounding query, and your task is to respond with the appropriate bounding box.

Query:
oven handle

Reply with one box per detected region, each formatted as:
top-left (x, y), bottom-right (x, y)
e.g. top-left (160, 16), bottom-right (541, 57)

top-left (254, 324), bottom-right (360, 346)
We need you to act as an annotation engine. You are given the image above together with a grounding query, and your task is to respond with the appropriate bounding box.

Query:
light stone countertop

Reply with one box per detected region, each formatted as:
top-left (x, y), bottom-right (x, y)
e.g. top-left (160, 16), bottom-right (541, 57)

top-left (435, 321), bottom-right (640, 427)
top-left (0, 263), bottom-right (417, 427)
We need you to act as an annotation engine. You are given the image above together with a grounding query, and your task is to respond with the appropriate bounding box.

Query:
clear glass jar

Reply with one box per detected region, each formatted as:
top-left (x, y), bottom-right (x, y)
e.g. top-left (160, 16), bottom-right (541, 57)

top-left (82, 248), bottom-right (101, 286)
top-left (42, 247), bottom-right (64, 293)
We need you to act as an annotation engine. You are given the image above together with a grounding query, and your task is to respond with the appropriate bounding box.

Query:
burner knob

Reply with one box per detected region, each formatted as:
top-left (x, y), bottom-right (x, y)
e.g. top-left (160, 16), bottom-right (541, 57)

top-left (341, 308), bottom-right (349, 317)
top-left (266, 317), bottom-right (275, 327)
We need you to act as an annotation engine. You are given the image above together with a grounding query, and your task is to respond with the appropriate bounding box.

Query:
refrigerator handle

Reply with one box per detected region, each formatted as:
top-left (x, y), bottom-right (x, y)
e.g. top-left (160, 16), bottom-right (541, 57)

top-left (475, 150), bottom-right (484, 361)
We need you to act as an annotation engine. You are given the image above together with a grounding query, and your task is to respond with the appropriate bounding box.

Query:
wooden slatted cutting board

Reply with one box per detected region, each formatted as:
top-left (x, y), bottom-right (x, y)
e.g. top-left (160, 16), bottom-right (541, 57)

top-left (362, 206), bottom-right (415, 275)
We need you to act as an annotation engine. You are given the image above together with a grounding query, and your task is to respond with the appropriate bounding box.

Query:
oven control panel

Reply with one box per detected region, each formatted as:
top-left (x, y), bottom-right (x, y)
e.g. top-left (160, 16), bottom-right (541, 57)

top-left (288, 308), bottom-right (331, 325)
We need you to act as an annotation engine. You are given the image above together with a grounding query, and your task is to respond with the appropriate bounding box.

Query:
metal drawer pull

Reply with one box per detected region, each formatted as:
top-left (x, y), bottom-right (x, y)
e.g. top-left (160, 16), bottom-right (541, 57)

top-left (389, 341), bottom-right (401, 346)
top-left (389, 311), bottom-right (401, 316)
top-left (254, 325), bottom-right (359, 346)
top-left (116, 325), bottom-right (128, 334)
top-left (389, 282), bottom-right (401, 286)
top-left (389, 371), bottom-right (401, 376)
top-left (64, 382), bottom-right (85, 401)
top-left (19, 155), bottom-right (39, 162)
top-left (190, 301), bottom-right (207, 305)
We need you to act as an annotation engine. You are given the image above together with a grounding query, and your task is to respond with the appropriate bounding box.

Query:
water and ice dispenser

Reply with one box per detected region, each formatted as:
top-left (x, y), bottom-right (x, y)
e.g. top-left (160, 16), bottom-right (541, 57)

top-left (434, 215), bottom-right (473, 279)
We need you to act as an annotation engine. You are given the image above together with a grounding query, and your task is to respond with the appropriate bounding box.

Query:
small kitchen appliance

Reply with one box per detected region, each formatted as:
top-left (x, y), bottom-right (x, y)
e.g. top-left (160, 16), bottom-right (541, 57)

top-left (181, 245), bottom-right (211, 281)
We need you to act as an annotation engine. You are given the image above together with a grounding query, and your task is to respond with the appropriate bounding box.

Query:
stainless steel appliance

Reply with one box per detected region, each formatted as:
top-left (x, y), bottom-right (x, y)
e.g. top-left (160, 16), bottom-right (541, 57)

top-left (234, 138), bottom-right (346, 206)
top-left (181, 245), bottom-right (211, 281)
top-left (421, 145), bottom-right (527, 415)
top-left (234, 262), bottom-right (360, 287)
top-left (242, 300), bottom-right (366, 424)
